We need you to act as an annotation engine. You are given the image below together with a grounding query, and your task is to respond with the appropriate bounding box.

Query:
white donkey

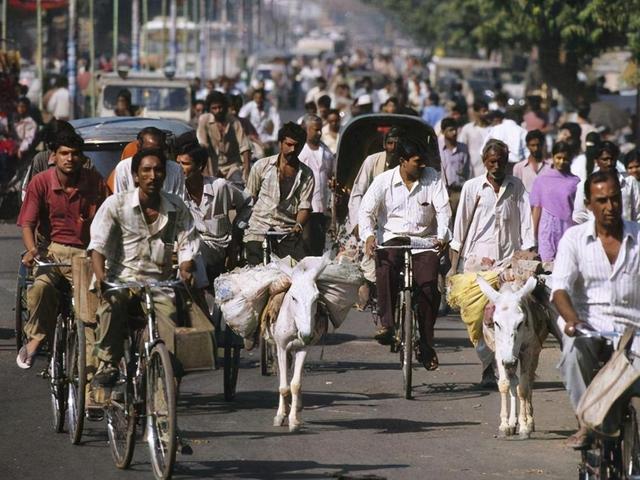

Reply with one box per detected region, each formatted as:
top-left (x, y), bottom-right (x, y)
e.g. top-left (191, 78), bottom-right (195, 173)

top-left (266, 254), bottom-right (330, 432)
top-left (477, 276), bottom-right (549, 439)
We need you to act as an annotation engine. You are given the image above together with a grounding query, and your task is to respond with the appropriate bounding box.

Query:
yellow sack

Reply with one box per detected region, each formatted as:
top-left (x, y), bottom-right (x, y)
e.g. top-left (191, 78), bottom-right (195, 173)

top-left (447, 271), bottom-right (500, 346)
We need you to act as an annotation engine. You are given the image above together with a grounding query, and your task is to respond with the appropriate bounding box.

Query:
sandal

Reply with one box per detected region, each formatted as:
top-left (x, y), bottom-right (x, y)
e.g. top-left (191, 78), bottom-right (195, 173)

top-left (418, 343), bottom-right (439, 371)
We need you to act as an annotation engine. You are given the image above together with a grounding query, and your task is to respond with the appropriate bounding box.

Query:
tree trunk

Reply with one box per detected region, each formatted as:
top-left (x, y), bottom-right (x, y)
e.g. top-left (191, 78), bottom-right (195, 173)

top-left (537, 37), bottom-right (588, 107)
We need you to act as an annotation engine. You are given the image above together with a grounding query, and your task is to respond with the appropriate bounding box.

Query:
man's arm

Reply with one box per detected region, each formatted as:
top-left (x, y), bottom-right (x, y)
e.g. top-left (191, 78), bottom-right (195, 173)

top-left (572, 181), bottom-right (590, 224)
top-left (244, 159), bottom-right (263, 200)
top-left (175, 205), bottom-right (199, 284)
top-left (113, 159), bottom-right (132, 194)
top-left (552, 290), bottom-right (583, 336)
top-left (358, 176), bottom-right (384, 257)
top-left (347, 155), bottom-right (375, 236)
top-left (550, 231), bottom-right (581, 336)
top-left (431, 174), bottom-right (452, 243)
top-left (91, 249), bottom-right (107, 285)
top-left (531, 206), bottom-right (542, 239)
top-left (518, 188), bottom-right (536, 250)
top-left (293, 170), bottom-right (315, 234)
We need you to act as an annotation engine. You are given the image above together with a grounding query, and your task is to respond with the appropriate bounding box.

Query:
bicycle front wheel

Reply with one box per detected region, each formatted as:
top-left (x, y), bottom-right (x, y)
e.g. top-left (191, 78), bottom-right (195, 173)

top-left (146, 343), bottom-right (177, 480)
top-left (401, 290), bottom-right (413, 400)
top-left (106, 354), bottom-right (137, 469)
top-left (223, 328), bottom-right (241, 402)
top-left (66, 319), bottom-right (86, 444)
top-left (622, 398), bottom-right (640, 478)
top-left (14, 276), bottom-right (28, 353)
top-left (49, 316), bottom-right (67, 433)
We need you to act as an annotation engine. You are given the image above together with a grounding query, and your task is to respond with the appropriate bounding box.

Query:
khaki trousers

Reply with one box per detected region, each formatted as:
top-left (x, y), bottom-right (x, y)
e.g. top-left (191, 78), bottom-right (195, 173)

top-left (24, 242), bottom-right (86, 343)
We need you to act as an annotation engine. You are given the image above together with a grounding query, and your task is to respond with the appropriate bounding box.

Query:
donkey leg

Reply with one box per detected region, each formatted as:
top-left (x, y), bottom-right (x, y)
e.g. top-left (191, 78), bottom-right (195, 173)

top-left (496, 362), bottom-right (511, 436)
top-left (517, 378), bottom-right (531, 439)
top-left (288, 349), bottom-right (308, 433)
top-left (508, 378), bottom-right (518, 435)
top-left (274, 344), bottom-right (290, 427)
top-left (524, 347), bottom-right (542, 435)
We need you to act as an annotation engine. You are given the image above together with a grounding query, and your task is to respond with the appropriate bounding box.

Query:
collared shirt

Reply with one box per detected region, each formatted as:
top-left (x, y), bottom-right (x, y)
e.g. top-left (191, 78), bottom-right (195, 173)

top-left (347, 150), bottom-right (389, 232)
top-left (551, 219), bottom-right (640, 334)
top-left (113, 157), bottom-right (185, 197)
top-left (298, 142), bottom-right (335, 214)
top-left (572, 172), bottom-right (640, 224)
top-left (238, 101), bottom-right (281, 144)
top-left (18, 167), bottom-right (107, 248)
top-left (182, 176), bottom-right (252, 252)
top-left (88, 189), bottom-right (199, 281)
top-left (512, 157), bottom-right (551, 192)
top-left (244, 155), bottom-right (315, 242)
top-left (438, 138), bottom-right (470, 188)
top-left (451, 174), bottom-right (535, 270)
top-left (570, 153), bottom-right (627, 182)
top-left (14, 116), bottom-right (37, 153)
top-left (481, 119), bottom-right (528, 164)
top-left (458, 121), bottom-right (490, 178)
top-left (359, 166), bottom-right (452, 245)
top-left (196, 113), bottom-right (251, 176)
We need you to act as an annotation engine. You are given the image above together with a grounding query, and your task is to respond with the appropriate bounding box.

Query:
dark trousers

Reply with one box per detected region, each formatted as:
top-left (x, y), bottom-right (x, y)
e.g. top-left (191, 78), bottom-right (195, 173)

top-left (303, 213), bottom-right (327, 256)
top-left (375, 248), bottom-right (440, 347)
top-left (245, 235), bottom-right (306, 266)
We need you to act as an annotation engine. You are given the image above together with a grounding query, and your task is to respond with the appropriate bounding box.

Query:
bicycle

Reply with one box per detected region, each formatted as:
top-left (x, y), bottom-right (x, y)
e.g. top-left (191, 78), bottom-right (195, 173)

top-left (101, 278), bottom-right (183, 480)
top-left (574, 324), bottom-right (640, 480)
top-left (376, 236), bottom-right (440, 400)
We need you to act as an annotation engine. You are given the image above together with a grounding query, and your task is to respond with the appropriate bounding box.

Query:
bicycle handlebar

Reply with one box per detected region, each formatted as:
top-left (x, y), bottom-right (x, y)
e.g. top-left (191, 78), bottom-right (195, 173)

top-left (102, 279), bottom-right (185, 294)
top-left (375, 236), bottom-right (440, 250)
top-left (33, 258), bottom-right (71, 268)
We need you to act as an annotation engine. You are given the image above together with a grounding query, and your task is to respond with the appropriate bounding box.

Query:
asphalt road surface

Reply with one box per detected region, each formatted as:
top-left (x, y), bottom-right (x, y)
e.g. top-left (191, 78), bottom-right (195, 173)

top-left (0, 223), bottom-right (579, 479)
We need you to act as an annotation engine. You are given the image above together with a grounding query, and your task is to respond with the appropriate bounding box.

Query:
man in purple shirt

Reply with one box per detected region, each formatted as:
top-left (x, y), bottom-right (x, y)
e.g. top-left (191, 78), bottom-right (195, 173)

top-left (438, 117), bottom-right (470, 216)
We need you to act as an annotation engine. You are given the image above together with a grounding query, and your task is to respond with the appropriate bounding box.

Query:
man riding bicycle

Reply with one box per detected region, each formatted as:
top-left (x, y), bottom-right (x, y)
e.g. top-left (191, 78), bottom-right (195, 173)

top-left (88, 148), bottom-right (199, 387)
top-left (16, 128), bottom-right (108, 368)
top-left (359, 135), bottom-right (451, 370)
top-left (552, 170), bottom-right (640, 448)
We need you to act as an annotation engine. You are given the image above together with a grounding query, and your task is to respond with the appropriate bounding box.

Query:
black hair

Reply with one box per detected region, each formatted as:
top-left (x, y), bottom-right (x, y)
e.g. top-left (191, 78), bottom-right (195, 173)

top-left (50, 126), bottom-right (84, 152)
top-left (136, 126), bottom-right (167, 146)
top-left (552, 141), bottom-right (573, 156)
top-left (301, 114), bottom-right (322, 128)
top-left (131, 147), bottom-right (167, 176)
top-left (17, 96), bottom-right (30, 107)
top-left (584, 170), bottom-right (620, 202)
top-left (595, 141), bottom-right (620, 160)
top-left (117, 89), bottom-right (132, 102)
top-left (383, 96), bottom-right (399, 107)
top-left (428, 92), bottom-right (440, 105)
top-left (525, 129), bottom-right (545, 144)
top-left (396, 136), bottom-right (425, 162)
top-left (174, 131), bottom-right (199, 153)
top-left (577, 104), bottom-right (591, 121)
top-left (304, 101), bottom-right (317, 112)
top-left (385, 126), bottom-right (405, 141)
top-left (488, 109), bottom-right (505, 121)
top-left (472, 100), bottom-right (489, 111)
top-left (440, 117), bottom-right (458, 131)
top-left (205, 91), bottom-right (228, 111)
top-left (229, 94), bottom-right (243, 112)
top-left (623, 149), bottom-right (640, 168)
top-left (317, 94), bottom-right (331, 109)
top-left (179, 145), bottom-right (208, 170)
top-left (560, 122), bottom-right (582, 141)
top-left (327, 108), bottom-right (341, 117)
top-left (193, 99), bottom-right (205, 107)
top-left (253, 88), bottom-right (266, 97)
top-left (277, 121), bottom-right (307, 145)
top-left (482, 138), bottom-right (509, 159)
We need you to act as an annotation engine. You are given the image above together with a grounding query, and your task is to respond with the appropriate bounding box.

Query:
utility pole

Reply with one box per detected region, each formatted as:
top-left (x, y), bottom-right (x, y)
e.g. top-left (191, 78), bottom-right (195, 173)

top-left (67, 0), bottom-right (77, 119)
top-left (182, 0), bottom-right (189, 73)
top-left (221, 0), bottom-right (228, 76)
top-left (1, 0), bottom-right (7, 48)
top-left (113, 0), bottom-right (119, 71)
top-left (89, 0), bottom-right (96, 116)
top-left (142, 0), bottom-right (148, 68)
top-left (169, 0), bottom-right (177, 71)
top-left (199, 0), bottom-right (206, 79)
top-left (131, 0), bottom-right (140, 71)
top-left (161, 0), bottom-right (167, 68)
top-left (36, 0), bottom-right (43, 110)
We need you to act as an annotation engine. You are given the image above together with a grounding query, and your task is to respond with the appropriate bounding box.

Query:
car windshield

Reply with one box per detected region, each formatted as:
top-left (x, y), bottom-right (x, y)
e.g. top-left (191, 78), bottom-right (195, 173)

top-left (103, 85), bottom-right (189, 111)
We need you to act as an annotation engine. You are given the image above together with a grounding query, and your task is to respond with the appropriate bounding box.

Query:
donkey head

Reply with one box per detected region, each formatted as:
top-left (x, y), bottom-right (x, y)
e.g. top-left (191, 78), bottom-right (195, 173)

top-left (477, 275), bottom-right (537, 375)
top-left (286, 252), bottom-right (331, 345)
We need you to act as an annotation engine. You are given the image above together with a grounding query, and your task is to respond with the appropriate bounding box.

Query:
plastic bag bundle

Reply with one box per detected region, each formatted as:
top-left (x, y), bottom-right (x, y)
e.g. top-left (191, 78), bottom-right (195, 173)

top-left (447, 271), bottom-right (500, 346)
top-left (214, 263), bottom-right (289, 338)
top-left (317, 258), bottom-right (365, 328)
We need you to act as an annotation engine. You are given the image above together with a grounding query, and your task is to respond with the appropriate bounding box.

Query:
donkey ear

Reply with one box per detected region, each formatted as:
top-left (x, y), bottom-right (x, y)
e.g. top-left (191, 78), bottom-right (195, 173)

top-left (518, 276), bottom-right (537, 298)
top-left (476, 275), bottom-right (501, 304)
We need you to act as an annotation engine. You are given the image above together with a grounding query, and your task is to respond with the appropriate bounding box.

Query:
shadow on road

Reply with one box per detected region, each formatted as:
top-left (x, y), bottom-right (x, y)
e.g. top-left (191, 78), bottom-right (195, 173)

top-left (306, 361), bottom-right (401, 373)
top-left (309, 417), bottom-right (480, 434)
top-left (173, 459), bottom-right (407, 479)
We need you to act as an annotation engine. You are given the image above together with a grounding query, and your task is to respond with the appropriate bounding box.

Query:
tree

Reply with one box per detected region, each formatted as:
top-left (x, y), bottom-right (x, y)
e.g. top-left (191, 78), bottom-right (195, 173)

top-left (367, 0), bottom-right (640, 105)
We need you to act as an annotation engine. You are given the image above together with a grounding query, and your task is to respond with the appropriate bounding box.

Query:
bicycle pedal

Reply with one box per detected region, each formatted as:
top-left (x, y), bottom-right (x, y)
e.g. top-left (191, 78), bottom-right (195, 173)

top-left (85, 408), bottom-right (104, 422)
top-left (180, 443), bottom-right (193, 455)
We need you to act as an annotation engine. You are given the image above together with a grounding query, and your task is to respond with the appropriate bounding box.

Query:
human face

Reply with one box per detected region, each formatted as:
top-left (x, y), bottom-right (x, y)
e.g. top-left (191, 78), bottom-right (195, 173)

top-left (254, 92), bottom-right (265, 109)
top-left (279, 136), bottom-right (301, 162)
top-left (327, 113), bottom-right (340, 133)
top-left (400, 155), bottom-right (426, 181)
top-left (177, 153), bottom-right (200, 179)
top-left (476, 107), bottom-right (489, 124)
top-left (116, 96), bottom-right (130, 113)
top-left (443, 126), bottom-right (457, 144)
top-left (16, 102), bottom-right (28, 117)
top-left (627, 160), bottom-right (640, 181)
top-left (557, 128), bottom-right (571, 143)
top-left (586, 178), bottom-right (622, 228)
top-left (134, 155), bottom-right (166, 196)
top-left (483, 149), bottom-right (508, 182)
top-left (384, 136), bottom-right (398, 155)
top-left (306, 120), bottom-right (322, 146)
top-left (382, 101), bottom-right (397, 114)
top-left (194, 102), bottom-right (204, 117)
top-left (54, 145), bottom-right (83, 176)
top-left (527, 138), bottom-right (544, 160)
top-left (596, 150), bottom-right (616, 172)
top-left (552, 151), bottom-right (571, 173)
top-left (209, 102), bottom-right (226, 122)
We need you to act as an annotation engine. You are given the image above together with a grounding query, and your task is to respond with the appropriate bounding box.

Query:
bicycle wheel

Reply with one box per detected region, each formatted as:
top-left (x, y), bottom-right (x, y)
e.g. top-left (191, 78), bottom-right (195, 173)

top-left (223, 328), bottom-right (240, 402)
top-left (106, 354), bottom-right (137, 469)
top-left (146, 343), bottom-right (177, 480)
top-left (66, 319), bottom-right (86, 444)
top-left (14, 274), bottom-right (28, 353)
top-left (401, 290), bottom-right (413, 400)
top-left (49, 316), bottom-right (67, 433)
top-left (622, 398), bottom-right (640, 479)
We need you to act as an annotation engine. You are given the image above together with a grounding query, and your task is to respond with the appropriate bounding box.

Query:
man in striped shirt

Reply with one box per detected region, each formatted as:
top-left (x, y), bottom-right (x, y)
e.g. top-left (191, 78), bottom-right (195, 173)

top-left (552, 170), bottom-right (640, 448)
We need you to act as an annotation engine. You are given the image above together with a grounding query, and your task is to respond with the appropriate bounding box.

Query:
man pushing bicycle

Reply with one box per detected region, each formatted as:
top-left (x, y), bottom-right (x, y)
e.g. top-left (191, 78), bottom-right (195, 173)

top-left (358, 135), bottom-right (451, 370)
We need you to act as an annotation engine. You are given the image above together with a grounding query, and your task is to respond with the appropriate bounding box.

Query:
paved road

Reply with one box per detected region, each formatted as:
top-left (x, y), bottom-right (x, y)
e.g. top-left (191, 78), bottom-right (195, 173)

top-left (0, 223), bottom-right (579, 479)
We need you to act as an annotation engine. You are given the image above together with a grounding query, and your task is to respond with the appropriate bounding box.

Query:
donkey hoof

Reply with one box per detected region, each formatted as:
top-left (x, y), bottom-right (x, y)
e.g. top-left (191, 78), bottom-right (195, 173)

top-left (509, 426), bottom-right (517, 436)
top-left (288, 421), bottom-right (302, 433)
top-left (273, 415), bottom-right (286, 427)
top-left (518, 430), bottom-right (531, 440)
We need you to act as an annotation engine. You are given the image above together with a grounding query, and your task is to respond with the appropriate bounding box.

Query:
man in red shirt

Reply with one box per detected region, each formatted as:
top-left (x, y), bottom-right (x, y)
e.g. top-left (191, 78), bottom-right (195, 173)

top-left (16, 128), bottom-right (107, 369)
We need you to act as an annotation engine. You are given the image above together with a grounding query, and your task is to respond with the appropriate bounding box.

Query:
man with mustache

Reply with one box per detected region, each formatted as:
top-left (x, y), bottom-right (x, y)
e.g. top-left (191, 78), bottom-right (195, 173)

top-left (243, 122), bottom-right (314, 266)
top-left (449, 139), bottom-right (535, 387)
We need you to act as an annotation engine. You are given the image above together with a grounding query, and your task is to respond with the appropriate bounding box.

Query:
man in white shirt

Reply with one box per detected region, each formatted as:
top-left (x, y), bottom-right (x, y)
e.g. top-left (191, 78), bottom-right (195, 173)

top-left (46, 76), bottom-right (71, 121)
top-left (239, 88), bottom-right (281, 146)
top-left (481, 110), bottom-right (528, 169)
top-left (113, 127), bottom-right (185, 196)
top-left (552, 170), bottom-right (640, 448)
top-left (449, 139), bottom-right (535, 386)
top-left (359, 136), bottom-right (451, 369)
top-left (299, 114), bottom-right (335, 256)
top-left (459, 100), bottom-right (490, 178)
top-left (321, 109), bottom-right (341, 155)
top-left (572, 141), bottom-right (640, 224)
